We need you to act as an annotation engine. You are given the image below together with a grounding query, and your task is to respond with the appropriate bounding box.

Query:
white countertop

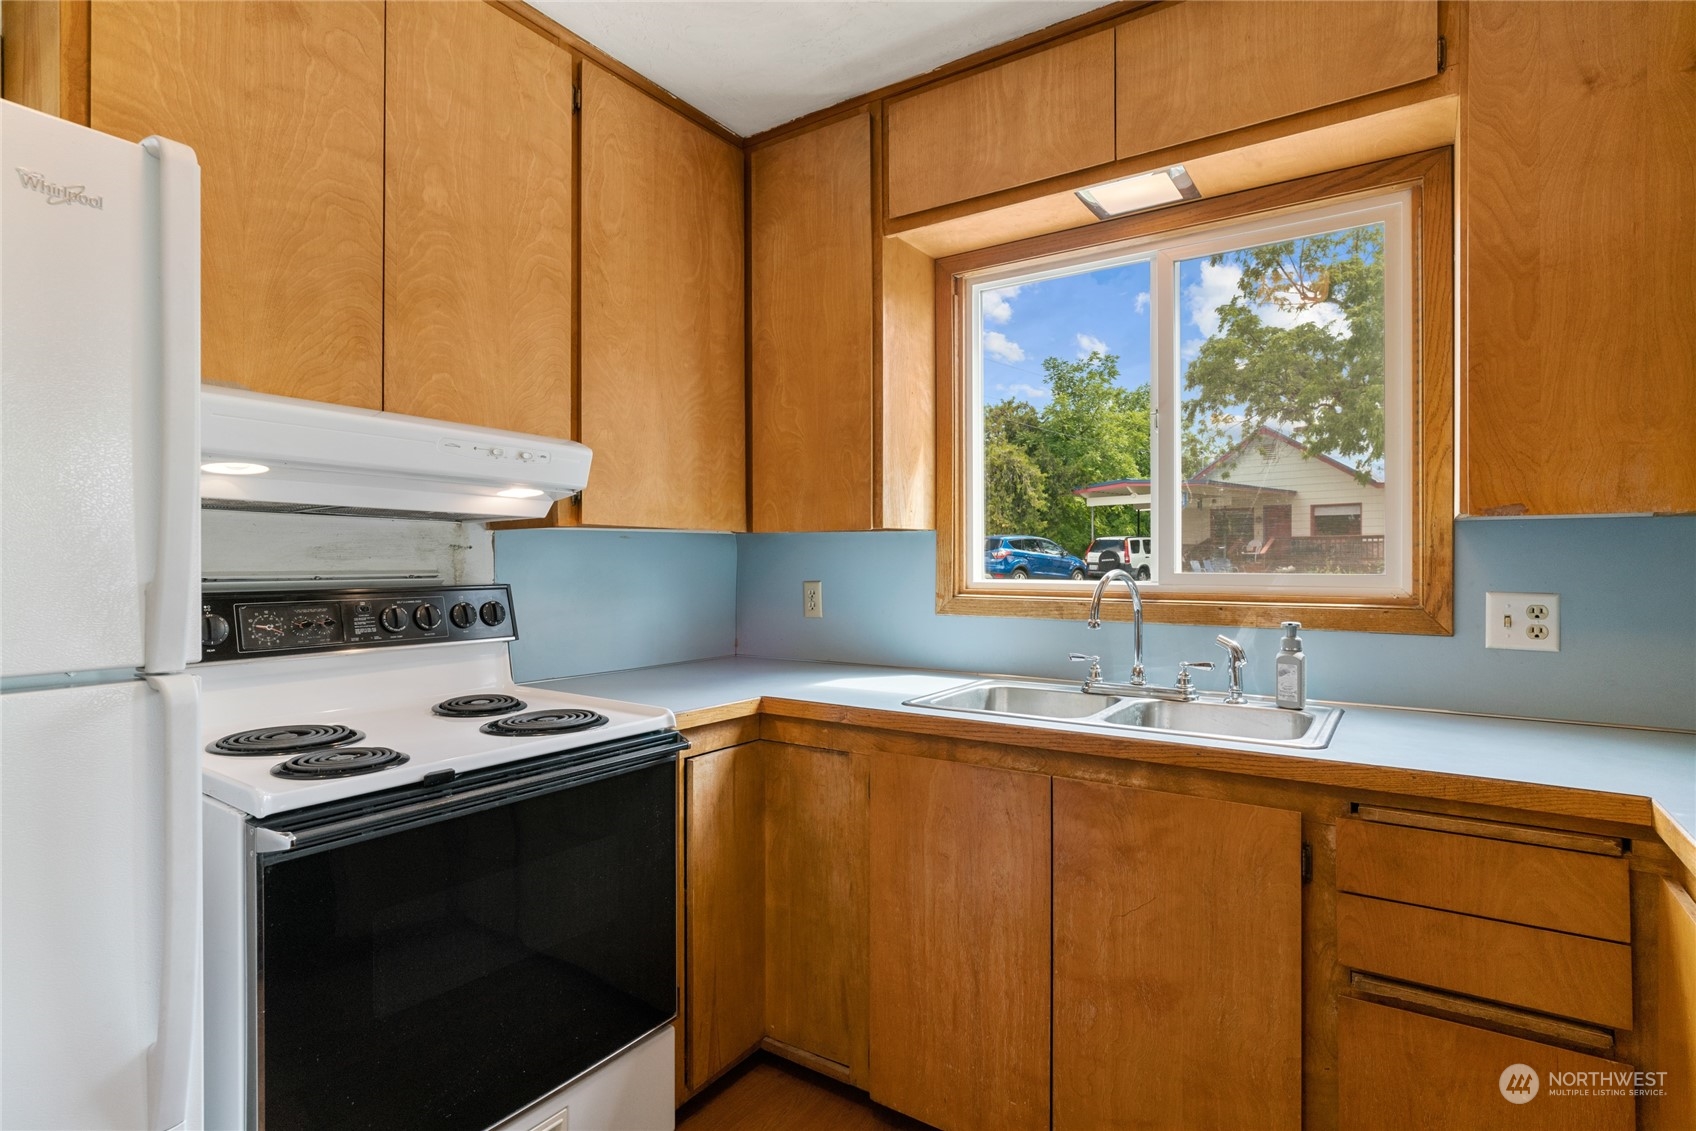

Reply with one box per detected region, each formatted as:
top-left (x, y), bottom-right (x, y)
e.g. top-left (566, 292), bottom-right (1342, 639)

top-left (530, 656), bottom-right (1696, 839)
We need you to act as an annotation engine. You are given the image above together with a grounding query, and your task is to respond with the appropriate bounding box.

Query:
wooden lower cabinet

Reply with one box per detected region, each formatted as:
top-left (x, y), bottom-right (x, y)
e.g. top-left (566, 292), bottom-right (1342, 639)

top-left (762, 742), bottom-right (869, 1079)
top-left (1053, 780), bottom-right (1303, 1131)
top-left (683, 744), bottom-right (764, 1090)
top-left (867, 753), bottom-right (1051, 1131)
top-left (1338, 997), bottom-right (1635, 1130)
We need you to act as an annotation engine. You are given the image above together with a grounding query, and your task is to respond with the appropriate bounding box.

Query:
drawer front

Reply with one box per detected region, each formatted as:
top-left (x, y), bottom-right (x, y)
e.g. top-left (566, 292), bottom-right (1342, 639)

top-left (1336, 894), bottom-right (1633, 1029)
top-left (1336, 818), bottom-right (1631, 941)
top-left (1339, 998), bottom-right (1635, 1131)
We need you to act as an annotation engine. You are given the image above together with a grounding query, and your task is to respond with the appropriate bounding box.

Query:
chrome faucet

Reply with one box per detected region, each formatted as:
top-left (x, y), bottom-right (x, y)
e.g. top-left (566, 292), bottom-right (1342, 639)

top-left (1215, 635), bottom-right (1247, 703)
top-left (1086, 569), bottom-right (1145, 686)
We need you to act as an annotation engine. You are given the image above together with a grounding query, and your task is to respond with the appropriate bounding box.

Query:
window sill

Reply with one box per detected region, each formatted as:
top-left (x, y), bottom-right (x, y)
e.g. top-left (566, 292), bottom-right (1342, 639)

top-left (937, 587), bottom-right (1452, 636)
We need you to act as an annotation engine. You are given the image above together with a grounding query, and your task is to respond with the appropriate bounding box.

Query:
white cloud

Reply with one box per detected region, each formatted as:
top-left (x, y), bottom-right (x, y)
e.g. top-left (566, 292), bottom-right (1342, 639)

top-left (1133, 292), bottom-right (1150, 315)
top-left (982, 284), bottom-right (1023, 325)
top-left (1007, 383), bottom-right (1050, 402)
top-left (1076, 333), bottom-right (1110, 358)
top-left (983, 331), bottom-right (1026, 364)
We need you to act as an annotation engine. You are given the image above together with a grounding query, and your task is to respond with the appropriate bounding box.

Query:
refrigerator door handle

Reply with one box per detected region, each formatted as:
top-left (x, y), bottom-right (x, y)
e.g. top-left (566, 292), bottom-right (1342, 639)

top-left (140, 135), bottom-right (201, 676)
top-left (145, 672), bottom-right (202, 1131)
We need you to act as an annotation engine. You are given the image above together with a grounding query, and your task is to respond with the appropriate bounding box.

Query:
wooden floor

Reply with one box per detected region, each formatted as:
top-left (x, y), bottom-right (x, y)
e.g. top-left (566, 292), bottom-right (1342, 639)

top-left (676, 1054), bottom-right (935, 1131)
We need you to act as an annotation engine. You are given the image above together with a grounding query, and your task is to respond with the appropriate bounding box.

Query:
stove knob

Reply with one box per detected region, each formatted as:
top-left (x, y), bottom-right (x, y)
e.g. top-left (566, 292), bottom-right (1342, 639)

top-left (449, 601), bottom-right (477, 629)
top-left (379, 605), bottom-right (408, 633)
top-left (479, 600), bottom-right (508, 627)
top-left (202, 612), bottom-right (231, 647)
top-left (413, 603), bottom-right (443, 631)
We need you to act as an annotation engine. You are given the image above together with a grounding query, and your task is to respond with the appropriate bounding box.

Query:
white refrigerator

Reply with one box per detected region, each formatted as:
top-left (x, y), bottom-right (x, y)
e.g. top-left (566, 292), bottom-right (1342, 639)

top-left (0, 100), bottom-right (203, 1130)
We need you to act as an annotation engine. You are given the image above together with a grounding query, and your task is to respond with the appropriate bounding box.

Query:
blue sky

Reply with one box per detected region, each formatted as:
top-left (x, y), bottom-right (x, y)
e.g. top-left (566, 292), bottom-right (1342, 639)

top-left (980, 260), bottom-right (1152, 404)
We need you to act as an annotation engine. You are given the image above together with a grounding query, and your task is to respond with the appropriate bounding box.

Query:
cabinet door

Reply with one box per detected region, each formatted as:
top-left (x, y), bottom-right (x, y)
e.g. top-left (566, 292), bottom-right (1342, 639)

top-left (579, 63), bottom-right (745, 531)
top-left (1116, 1), bottom-right (1438, 158)
top-left (868, 754), bottom-right (1050, 1131)
top-left (885, 31), bottom-right (1115, 218)
top-left (90, 0), bottom-right (384, 408)
top-left (1338, 997), bottom-right (1634, 1130)
top-left (1053, 780), bottom-right (1302, 1131)
top-left (684, 745), bottom-right (765, 1090)
top-left (1648, 878), bottom-right (1696, 1131)
top-left (1463, 1), bottom-right (1696, 515)
top-left (763, 743), bottom-right (868, 1080)
top-left (750, 113), bottom-right (875, 532)
top-left (384, 1), bottom-right (573, 436)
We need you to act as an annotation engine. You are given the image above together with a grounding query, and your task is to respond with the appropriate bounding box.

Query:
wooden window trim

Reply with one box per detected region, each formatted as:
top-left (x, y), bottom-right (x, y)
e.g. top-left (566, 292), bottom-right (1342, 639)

top-left (932, 150), bottom-right (1455, 635)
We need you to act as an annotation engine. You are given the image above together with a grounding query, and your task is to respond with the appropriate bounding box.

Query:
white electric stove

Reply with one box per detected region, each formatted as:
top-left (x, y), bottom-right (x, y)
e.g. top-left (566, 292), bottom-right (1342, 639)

top-left (199, 583), bottom-right (680, 1131)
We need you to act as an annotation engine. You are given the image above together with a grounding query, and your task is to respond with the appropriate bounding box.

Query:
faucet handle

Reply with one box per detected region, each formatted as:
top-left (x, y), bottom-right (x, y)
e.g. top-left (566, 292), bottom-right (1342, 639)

top-left (1175, 659), bottom-right (1214, 691)
top-left (1069, 653), bottom-right (1103, 683)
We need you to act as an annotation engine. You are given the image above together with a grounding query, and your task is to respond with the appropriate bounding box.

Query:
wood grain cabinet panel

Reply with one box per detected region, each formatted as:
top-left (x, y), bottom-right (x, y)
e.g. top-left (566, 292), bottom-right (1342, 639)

top-left (384, 0), bottom-right (573, 437)
top-left (868, 753), bottom-right (1050, 1131)
top-left (684, 744), bottom-right (766, 1091)
top-left (1337, 893), bottom-right (1633, 1029)
top-left (1337, 818), bottom-right (1631, 941)
top-left (750, 113), bottom-right (876, 531)
top-left (885, 30), bottom-right (1115, 218)
top-left (90, 0), bottom-right (384, 408)
top-left (1053, 780), bottom-right (1302, 1131)
top-left (1116, 1), bottom-right (1437, 159)
top-left (1338, 998), bottom-right (1635, 1131)
top-left (579, 63), bottom-right (745, 530)
top-left (1462, 1), bottom-right (1696, 515)
top-left (763, 743), bottom-right (869, 1080)
top-left (1646, 879), bottom-right (1696, 1131)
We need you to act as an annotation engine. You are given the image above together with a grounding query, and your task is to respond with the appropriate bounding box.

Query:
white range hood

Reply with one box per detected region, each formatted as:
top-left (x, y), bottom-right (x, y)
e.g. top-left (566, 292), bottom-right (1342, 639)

top-left (200, 387), bottom-right (590, 521)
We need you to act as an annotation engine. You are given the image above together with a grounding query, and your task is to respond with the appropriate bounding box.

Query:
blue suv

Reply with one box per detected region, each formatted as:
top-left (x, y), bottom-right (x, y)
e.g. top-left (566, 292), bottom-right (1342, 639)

top-left (985, 535), bottom-right (1087, 580)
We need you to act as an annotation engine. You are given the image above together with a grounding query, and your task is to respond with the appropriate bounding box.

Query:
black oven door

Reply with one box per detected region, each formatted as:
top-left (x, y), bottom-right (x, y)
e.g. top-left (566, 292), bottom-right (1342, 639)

top-left (250, 731), bottom-right (683, 1131)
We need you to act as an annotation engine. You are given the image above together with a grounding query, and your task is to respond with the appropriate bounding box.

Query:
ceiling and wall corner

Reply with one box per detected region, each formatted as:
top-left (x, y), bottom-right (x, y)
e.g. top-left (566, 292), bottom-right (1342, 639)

top-left (524, 1), bottom-right (1111, 136)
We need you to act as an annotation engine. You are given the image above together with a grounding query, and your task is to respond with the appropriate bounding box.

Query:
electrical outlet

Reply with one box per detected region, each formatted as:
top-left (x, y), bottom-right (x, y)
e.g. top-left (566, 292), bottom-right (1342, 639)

top-left (803, 580), bottom-right (823, 619)
top-left (1484, 592), bottom-right (1560, 652)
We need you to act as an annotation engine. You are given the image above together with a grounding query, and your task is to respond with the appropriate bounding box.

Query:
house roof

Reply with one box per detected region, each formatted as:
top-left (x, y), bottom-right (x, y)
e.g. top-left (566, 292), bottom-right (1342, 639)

top-left (1193, 425), bottom-right (1384, 487)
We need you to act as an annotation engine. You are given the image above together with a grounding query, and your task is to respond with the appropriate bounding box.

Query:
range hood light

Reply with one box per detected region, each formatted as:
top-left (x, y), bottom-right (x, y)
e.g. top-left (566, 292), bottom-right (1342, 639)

top-left (1076, 165), bottom-right (1200, 220)
top-left (496, 487), bottom-right (545, 499)
top-left (201, 461), bottom-right (270, 475)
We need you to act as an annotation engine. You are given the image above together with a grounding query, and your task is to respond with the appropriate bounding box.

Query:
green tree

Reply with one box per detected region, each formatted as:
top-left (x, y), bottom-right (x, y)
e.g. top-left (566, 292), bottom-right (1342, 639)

top-left (982, 350), bottom-right (1150, 554)
top-left (1182, 225), bottom-right (1385, 481)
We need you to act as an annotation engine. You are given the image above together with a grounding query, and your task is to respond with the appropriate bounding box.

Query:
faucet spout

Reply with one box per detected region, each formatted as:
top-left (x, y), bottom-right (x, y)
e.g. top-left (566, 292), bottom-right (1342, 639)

top-left (1086, 569), bottom-right (1145, 686)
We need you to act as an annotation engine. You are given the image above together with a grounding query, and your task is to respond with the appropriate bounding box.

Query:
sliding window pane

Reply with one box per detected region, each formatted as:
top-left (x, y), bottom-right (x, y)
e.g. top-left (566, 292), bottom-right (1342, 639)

top-left (1176, 224), bottom-right (1387, 576)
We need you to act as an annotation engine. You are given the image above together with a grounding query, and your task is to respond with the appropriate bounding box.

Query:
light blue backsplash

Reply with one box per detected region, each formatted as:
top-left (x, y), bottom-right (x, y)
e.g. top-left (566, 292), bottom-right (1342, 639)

top-left (496, 529), bottom-right (738, 681)
top-left (733, 517), bottom-right (1696, 731)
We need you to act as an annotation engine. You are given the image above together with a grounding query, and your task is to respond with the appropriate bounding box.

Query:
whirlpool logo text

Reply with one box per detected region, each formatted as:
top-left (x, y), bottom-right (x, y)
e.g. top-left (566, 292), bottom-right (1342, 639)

top-left (14, 168), bottom-right (104, 209)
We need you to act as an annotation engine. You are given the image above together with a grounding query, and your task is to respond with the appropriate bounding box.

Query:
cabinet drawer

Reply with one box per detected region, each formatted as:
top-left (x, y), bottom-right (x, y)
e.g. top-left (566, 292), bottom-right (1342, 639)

top-left (885, 31), bottom-right (1115, 217)
top-left (1339, 998), bottom-right (1635, 1131)
top-left (1336, 894), bottom-right (1632, 1029)
top-left (1336, 818), bottom-right (1630, 942)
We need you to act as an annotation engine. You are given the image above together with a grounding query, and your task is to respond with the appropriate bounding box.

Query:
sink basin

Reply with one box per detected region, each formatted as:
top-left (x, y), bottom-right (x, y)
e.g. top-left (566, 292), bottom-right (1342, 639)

top-left (904, 678), bottom-right (1342, 749)
top-left (1097, 697), bottom-right (1339, 745)
top-left (910, 681), bottom-right (1120, 720)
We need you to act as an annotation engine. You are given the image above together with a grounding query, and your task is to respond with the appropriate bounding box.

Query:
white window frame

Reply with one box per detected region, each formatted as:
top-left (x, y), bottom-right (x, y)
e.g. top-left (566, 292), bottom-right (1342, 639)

top-left (965, 188), bottom-right (1414, 599)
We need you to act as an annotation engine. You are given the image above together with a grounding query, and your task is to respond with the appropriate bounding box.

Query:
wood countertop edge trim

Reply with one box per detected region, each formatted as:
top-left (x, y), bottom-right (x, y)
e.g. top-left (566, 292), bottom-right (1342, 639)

top-left (1652, 800), bottom-right (1696, 882)
top-left (744, 696), bottom-right (1662, 832)
top-left (675, 699), bottom-right (764, 730)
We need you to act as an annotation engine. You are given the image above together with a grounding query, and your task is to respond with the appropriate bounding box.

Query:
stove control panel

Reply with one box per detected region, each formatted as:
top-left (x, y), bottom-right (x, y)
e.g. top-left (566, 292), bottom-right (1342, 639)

top-left (199, 585), bottom-right (516, 662)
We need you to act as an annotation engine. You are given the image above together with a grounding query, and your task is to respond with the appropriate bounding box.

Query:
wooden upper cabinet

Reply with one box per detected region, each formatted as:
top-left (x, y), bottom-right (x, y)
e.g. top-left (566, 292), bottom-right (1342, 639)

top-left (750, 113), bottom-right (876, 532)
top-left (868, 754), bottom-right (1050, 1131)
top-left (579, 64), bottom-right (745, 530)
top-left (384, 1), bottom-right (573, 437)
top-left (89, 1), bottom-right (384, 408)
top-left (1462, 0), bottom-right (1696, 516)
top-left (885, 30), bottom-right (1115, 218)
top-left (1116, 1), bottom-right (1439, 158)
top-left (1053, 781), bottom-right (1303, 1131)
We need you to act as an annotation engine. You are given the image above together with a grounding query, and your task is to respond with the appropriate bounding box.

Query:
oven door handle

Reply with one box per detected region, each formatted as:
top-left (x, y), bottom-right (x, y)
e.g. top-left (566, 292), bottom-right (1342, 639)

top-left (251, 732), bottom-right (687, 855)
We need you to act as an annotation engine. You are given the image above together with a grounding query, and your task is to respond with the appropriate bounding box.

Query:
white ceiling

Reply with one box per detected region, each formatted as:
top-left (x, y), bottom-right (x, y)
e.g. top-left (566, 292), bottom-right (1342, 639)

top-left (526, 1), bottom-right (1111, 136)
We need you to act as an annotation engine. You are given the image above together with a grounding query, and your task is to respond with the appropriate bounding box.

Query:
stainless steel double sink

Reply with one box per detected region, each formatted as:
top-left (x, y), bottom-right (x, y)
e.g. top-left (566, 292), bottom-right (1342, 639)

top-left (903, 679), bottom-right (1343, 749)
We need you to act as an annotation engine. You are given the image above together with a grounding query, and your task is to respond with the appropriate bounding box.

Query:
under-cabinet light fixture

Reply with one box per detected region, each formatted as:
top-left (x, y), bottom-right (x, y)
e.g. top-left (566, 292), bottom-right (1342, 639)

top-left (496, 486), bottom-right (545, 499)
top-left (1076, 165), bottom-right (1200, 220)
top-left (200, 462), bottom-right (270, 475)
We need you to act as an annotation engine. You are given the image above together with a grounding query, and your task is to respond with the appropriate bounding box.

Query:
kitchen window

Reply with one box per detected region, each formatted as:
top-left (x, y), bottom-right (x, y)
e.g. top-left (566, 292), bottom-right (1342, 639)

top-left (935, 152), bottom-right (1454, 634)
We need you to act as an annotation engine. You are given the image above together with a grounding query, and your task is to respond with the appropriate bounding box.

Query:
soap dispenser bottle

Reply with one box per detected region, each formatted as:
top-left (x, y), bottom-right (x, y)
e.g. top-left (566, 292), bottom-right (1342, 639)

top-left (1274, 621), bottom-right (1306, 710)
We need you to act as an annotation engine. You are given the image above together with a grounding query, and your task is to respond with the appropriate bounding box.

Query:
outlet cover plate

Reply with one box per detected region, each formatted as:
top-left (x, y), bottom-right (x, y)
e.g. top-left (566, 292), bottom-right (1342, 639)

top-left (1484, 591), bottom-right (1559, 652)
top-left (803, 580), bottom-right (823, 619)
